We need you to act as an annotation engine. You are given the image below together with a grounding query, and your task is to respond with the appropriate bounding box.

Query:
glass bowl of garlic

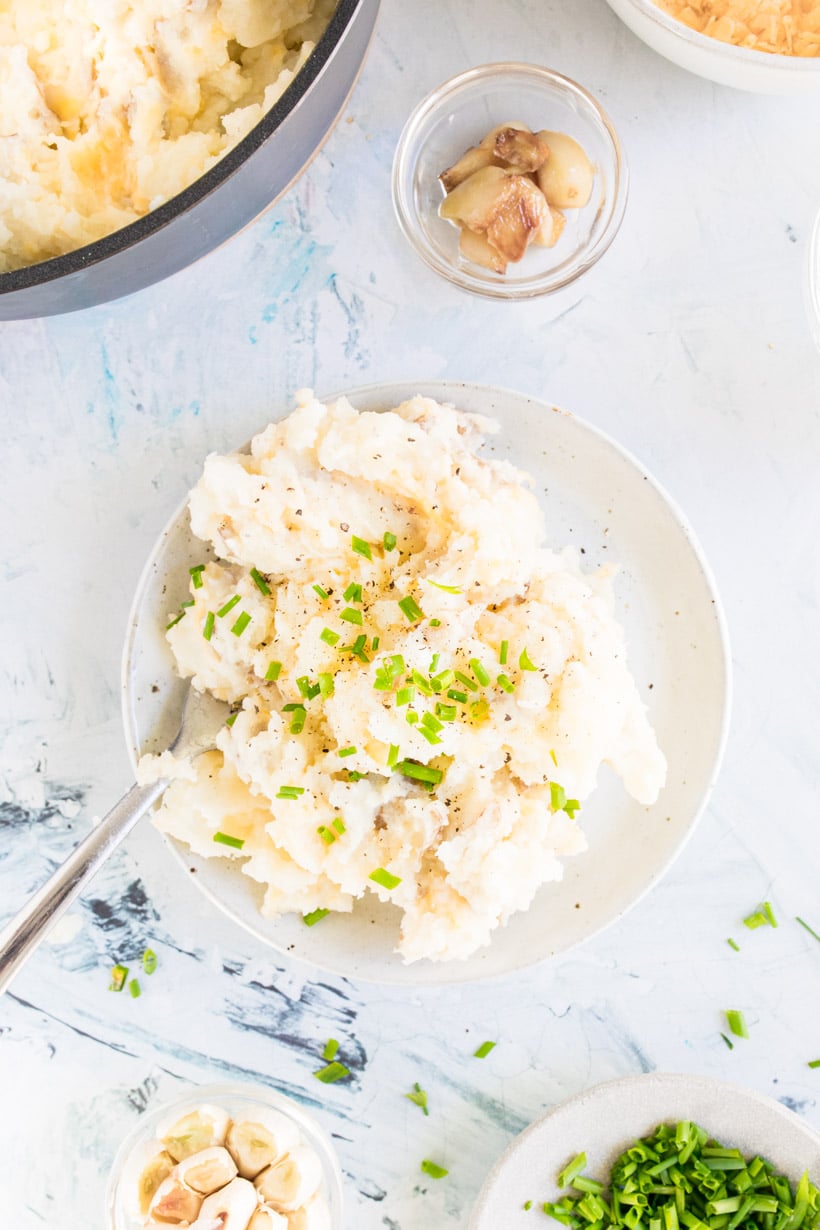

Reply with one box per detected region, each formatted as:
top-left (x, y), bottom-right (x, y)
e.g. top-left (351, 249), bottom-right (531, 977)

top-left (392, 62), bottom-right (628, 299)
top-left (106, 1083), bottom-right (343, 1230)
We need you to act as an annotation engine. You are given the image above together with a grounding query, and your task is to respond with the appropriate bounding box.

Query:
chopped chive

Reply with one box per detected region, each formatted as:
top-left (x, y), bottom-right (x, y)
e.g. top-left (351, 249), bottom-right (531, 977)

top-left (743, 911), bottom-right (767, 930)
top-left (398, 595), bottom-right (425, 623)
top-left (387, 743), bottom-right (400, 768)
top-left (406, 1082), bottom-right (429, 1115)
top-left (564, 799), bottom-right (580, 819)
top-left (109, 964), bottom-right (129, 992)
top-left (725, 1009), bottom-right (749, 1039)
top-left (290, 710), bottom-right (305, 735)
top-left (303, 908), bottom-right (330, 926)
top-left (470, 658), bottom-right (490, 687)
top-left (350, 634), bottom-right (369, 663)
top-left (435, 703), bottom-right (457, 722)
top-left (558, 1153), bottom-right (588, 1188)
top-left (470, 698), bottom-right (489, 720)
top-left (225, 711), bottom-right (239, 727)
top-left (397, 760), bottom-right (443, 785)
top-left (412, 670), bottom-right (434, 696)
top-left (797, 916), bottom-right (820, 942)
top-left (189, 564), bottom-right (205, 589)
top-left (419, 727), bottom-right (442, 745)
top-left (499, 639), bottom-right (509, 665)
top-left (312, 583), bottom-right (330, 601)
top-left (721, 1032), bottom-right (735, 1050)
top-left (727, 938), bottom-right (740, 952)
top-left (454, 670), bottom-right (478, 692)
top-left (323, 1038), bottom-right (340, 1061)
top-left (406, 709), bottom-right (419, 725)
top-left (314, 1061), bottom-right (350, 1084)
top-left (265, 660), bottom-right (282, 681)
top-left (217, 594), bottom-right (241, 618)
top-left (351, 535), bottom-right (372, 560)
top-left (420, 711), bottom-right (443, 733)
top-left (372, 636), bottom-right (380, 651)
top-left (430, 618), bottom-right (441, 627)
top-left (128, 978), bottom-right (141, 999)
top-left (808, 1060), bottom-right (820, 1069)
top-left (317, 825), bottom-right (335, 846)
top-left (431, 668), bottom-right (455, 692)
top-left (426, 579), bottom-right (461, 594)
top-left (166, 606), bottom-right (190, 630)
top-left (474, 1040), bottom-right (496, 1058)
top-left (519, 647), bottom-right (537, 671)
top-left (550, 749), bottom-right (558, 766)
top-left (282, 702), bottom-right (303, 711)
top-left (343, 581), bottom-right (362, 603)
top-left (318, 672), bottom-right (334, 698)
top-left (338, 746), bottom-right (357, 758)
top-left (388, 654), bottom-right (406, 677)
top-left (384, 531), bottom-right (397, 551)
top-left (429, 652), bottom-right (441, 674)
top-left (340, 607), bottom-right (363, 626)
top-left (421, 1160), bottom-right (448, 1180)
top-left (396, 685), bottom-right (415, 707)
top-left (214, 831), bottom-right (245, 849)
top-left (332, 817), bottom-right (346, 835)
top-left (762, 901), bottom-right (778, 927)
top-left (497, 673), bottom-right (514, 693)
top-left (296, 675), bottom-right (314, 698)
top-left (524, 1202), bottom-right (533, 1212)
top-left (203, 611), bottom-right (215, 641)
top-left (370, 867), bottom-right (402, 890)
top-left (231, 611), bottom-right (251, 636)
top-left (142, 949), bottom-right (157, 976)
top-left (447, 688), bottom-right (468, 704)
top-left (321, 627), bottom-right (340, 646)
top-left (347, 770), bottom-right (364, 781)
top-left (550, 782), bottom-right (567, 811)
top-left (250, 567), bottom-right (271, 595)
top-left (276, 785), bottom-right (305, 799)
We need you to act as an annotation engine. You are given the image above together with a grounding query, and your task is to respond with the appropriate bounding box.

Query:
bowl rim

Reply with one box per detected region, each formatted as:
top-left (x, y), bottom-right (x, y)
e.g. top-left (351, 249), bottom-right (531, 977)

top-left (0, 0), bottom-right (361, 295)
top-left (608, 0), bottom-right (820, 71)
top-left (391, 61), bottom-right (629, 301)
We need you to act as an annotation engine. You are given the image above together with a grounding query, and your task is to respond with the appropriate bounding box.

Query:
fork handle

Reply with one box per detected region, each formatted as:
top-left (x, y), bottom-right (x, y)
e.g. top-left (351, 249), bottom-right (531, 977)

top-left (0, 779), bottom-right (167, 996)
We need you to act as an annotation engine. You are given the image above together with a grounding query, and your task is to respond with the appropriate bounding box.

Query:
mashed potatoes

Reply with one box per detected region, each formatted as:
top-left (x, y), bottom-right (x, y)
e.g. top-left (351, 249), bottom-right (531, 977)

top-left (655, 0), bottom-right (820, 56)
top-left (147, 391), bottom-right (666, 963)
top-left (0, 0), bottom-right (333, 272)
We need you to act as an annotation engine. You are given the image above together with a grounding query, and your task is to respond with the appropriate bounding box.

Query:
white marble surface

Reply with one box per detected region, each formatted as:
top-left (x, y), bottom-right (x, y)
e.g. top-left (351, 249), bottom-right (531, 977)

top-left (2, 1), bottom-right (820, 1227)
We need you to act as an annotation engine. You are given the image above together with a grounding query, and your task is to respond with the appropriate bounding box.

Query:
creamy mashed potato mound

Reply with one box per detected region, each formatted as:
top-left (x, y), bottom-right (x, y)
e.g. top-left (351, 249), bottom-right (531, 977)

top-left (0, 0), bottom-right (333, 272)
top-left (147, 391), bottom-right (667, 963)
top-left (655, 0), bottom-right (820, 55)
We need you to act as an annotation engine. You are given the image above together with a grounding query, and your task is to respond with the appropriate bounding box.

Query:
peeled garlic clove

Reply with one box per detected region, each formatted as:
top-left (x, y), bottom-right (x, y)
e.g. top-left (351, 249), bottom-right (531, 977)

top-left (485, 175), bottom-right (548, 262)
top-left (439, 166), bottom-right (511, 231)
top-left (287, 1195), bottom-right (332, 1230)
top-left (439, 144), bottom-right (498, 192)
top-left (160, 1104), bottom-right (231, 1162)
top-left (191, 1177), bottom-right (258, 1229)
top-left (535, 131), bottom-right (594, 209)
top-left (492, 127), bottom-right (550, 173)
top-left (254, 1145), bottom-right (323, 1212)
top-left (225, 1108), bottom-right (302, 1179)
top-left (478, 120), bottom-right (530, 148)
top-left (148, 1172), bottom-right (203, 1224)
top-left (248, 1208), bottom-right (289, 1229)
top-left (533, 205), bottom-right (567, 248)
top-left (458, 226), bottom-right (507, 274)
top-left (177, 1145), bottom-right (238, 1194)
top-left (122, 1140), bottom-right (176, 1217)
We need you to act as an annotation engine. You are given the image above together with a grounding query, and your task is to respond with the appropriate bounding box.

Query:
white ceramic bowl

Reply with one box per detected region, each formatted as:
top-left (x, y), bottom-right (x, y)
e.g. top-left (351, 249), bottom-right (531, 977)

top-left (605, 0), bottom-right (820, 95)
top-left (107, 1081), bottom-right (344, 1230)
top-left (122, 381), bottom-right (730, 986)
top-left (471, 1072), bottom-right (820, 1228)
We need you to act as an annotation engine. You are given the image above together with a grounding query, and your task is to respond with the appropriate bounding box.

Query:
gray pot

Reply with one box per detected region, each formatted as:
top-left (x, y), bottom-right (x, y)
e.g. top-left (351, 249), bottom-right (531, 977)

top-left (0, 0), bottom-right (380, 321)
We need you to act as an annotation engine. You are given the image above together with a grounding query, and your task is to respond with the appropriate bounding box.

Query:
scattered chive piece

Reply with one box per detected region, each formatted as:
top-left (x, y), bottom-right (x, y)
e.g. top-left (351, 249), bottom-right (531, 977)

top-left (276, 785), bottom-right (305, 799)
top-left (282, 702), bottom-right (303, 711)
top-left (203, 611), bottom-right (215, 641)
top-left (431, 668), bottom-right (455, 691)
top-left (808, 1060), bottom-right (820, 1069)
top-left (297, 675), bottom-right (313, 698)
top-left (550, 748), bottom-right (558, 766)
top-left (447, 688), bottom-right (468, 704)
top-left (397, 760), bottom-right (444, 785)
top-left (421, 1161), bottom-right (448, 1180)
top-left (418, 727), bottom-right (442, 746)
top-left (430, 618), bottom-right (441, 627)
top-left (743, 910), bottom-right (768, 930)
top-left (558, 1153), bottom-right (588, 1188)
top-left (421, 711), bottom-right (443, 734)
top-left (454, 670), bottom-right (478, 692)
top-left (470, 698), bottom-right (489, 721)
top-left (303, 908), bottom-right (330, 926)
top-left (109, 964), bottom-right (129, 992)
top-left (318, 672), bottom-right (334, 698)
top-left (426, 579), bottom-right (461, 594)
top-left (320, 627), bottom-right (340, 647)
top-left (564, 799), bottom-right (580, 819)
top-left (387, 743), bottom-right (400, 768)
top-left (797, 916), bottom-right (820, 943)
top-left (317, 825), bottom-right (335, 846)
top-left (519, 647), bottom-right (537, 671)
top-left (412, 670), bottom-right (434, 696)
top-left (429, 652), bottom-right (441, 674)
top-left (340, 607), bottom-right (363, 625)
top-left (497, 673), bottom-right (514, 693)
top-left (214, 831), bottom-right (245, 849)
top-left (499, 639), bottom-right (509, 665)
top-left (406, 709), bottom-right (419, 726)
top-left (290, 709), bottom-right (306, 734)
top-left (231, 611), bottom-right (251, 636)
top-left (332, 817), bottom-right (346, 835)
top-left (370, 867), bottom-right (402, 890)
top-left (721, 1032), bottom-right (735, 1050)
top-left (250, 567), bottom-right (271, 595)
top-left (762, 901), bottom-right (778, 927)
top-left (384, 531), bottom-right (397, 551)
top-left (350, 634), bottom-right (369, 663)
top-left (312, 583), bottom-right (330, 601)
top-left (372, 636), bottom-right (380, 651)
top-left (338, 746), bottom-right (357, 758)
top-left (406, 1083), bottom-right (429, 1115)
top-left (524, 1201), bottom-right (533, 1211)
top-left (725, 1009), bottom-right (749, 1039)
top-left (225, 712), bottom-right (238, 728)
top-left (474, 1040), bottom-right (496, 1059)
top-left (189, 564), bottom-right (205, 589)
top-left (351, 535), bottom-right (372, 560)
top-left (398, 595), bottom-right (425, 623)
top-left (435, 703), bottom-right (457, 722)
top-left (165, 611), bottom-right (186, 631)
top-left (343, 581), bottom-right (362, 603)
top-left (142, 949), bottom-right (157, 976)
top-left (347, 770), bottom-right (364, 781)
top-left (323, 1038), bottom-right (340, 1062)
top-left (128, 978), bottom-right (141, 999)
top-left (727, 938), bottom-right (740, 952)
top-left (550, 782), bottom-right (567, 811)
top-left (470, 658), bottom-right (490, 686)
top-left (264, 660), bottom-right (282, 681)
top-left (314, 1061), bottom-right (350, 1084)
top-left (396, 685), bottom-right (415, 707)
top-left (217, 594), bottom-right (241, 618)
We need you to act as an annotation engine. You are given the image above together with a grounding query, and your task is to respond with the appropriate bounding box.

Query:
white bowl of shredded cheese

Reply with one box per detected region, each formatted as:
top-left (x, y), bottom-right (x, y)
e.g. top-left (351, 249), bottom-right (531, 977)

top-left (122, 382), bottom-right (730, 985)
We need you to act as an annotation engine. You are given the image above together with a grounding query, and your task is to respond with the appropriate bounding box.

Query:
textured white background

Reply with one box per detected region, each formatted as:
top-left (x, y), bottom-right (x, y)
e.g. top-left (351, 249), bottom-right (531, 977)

top-left (2, 1), bottom-right (820, 1227)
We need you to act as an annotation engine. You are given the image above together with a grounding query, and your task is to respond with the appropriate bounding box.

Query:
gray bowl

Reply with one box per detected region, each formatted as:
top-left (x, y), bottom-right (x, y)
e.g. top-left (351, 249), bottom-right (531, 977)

top-left (0, 0), bottom-right (379, 321)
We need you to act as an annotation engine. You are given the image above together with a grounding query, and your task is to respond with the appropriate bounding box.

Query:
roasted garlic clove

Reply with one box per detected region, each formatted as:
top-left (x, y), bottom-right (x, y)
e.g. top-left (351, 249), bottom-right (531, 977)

top-left (254, 1144), bottom-right (323, 1212)
top-left (535, 131), bottom-right (594, 208)
top-left (160, 1105), bottom-right (231, 1162)
top-left (148, 1173), bottom-right (203, 1224)
top-left (492, 127), bottom-right (550, 173)
top-left (133, 1144), bottom-right (177, 1216)
top-left (247, 1207), bottom-right (289, 1229)
top-left (458, 226), bottom-right (507, 274)
top-left (439, 166), bottom-right (512, 231)
top-left (533, 205), bottom-right (567, 248)
top-left (176, 1145), bottom-right (238, 1194)
top-left (287, 1195), bottom-right (333, 1230)
top-left (439, 144), bottom-right (498, 192)
top-left (478, 120), bottom-right (530, 148)
top-left (191, 1177), bottom-right (258, 1229)
top-left (225, 1108), bottom-right (302, 1180)
top-left (485, 174), bottom-right (549, 262)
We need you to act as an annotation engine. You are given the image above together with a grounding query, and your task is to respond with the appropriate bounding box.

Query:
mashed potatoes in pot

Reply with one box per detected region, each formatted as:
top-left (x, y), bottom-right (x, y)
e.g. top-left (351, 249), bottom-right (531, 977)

top-left (145, 391), bottom-right (666, 964)
top-left (0, 0), bottom-right (334, 272)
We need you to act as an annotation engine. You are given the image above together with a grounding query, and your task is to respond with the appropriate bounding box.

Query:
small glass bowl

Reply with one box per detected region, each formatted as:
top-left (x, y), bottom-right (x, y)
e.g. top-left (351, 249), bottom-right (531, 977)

top-left (391, 62), bottom-right (628, 300)
top-left (106, 1081), bottom-right (344, 1230)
